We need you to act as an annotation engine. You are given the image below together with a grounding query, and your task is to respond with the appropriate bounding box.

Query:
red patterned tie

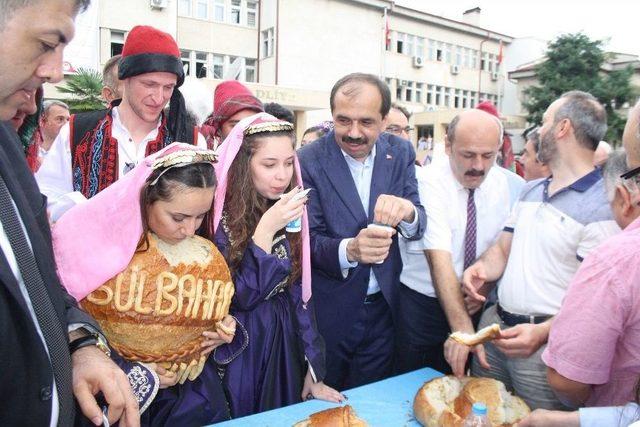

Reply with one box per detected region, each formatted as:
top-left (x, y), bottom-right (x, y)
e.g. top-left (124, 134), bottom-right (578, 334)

top-left (464, 188), bottom-right (477, 270)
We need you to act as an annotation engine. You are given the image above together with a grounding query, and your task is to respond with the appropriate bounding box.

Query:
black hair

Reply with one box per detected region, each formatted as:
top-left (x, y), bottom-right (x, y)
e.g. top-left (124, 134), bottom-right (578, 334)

top-left (330, 73), bottom-right (391, 118)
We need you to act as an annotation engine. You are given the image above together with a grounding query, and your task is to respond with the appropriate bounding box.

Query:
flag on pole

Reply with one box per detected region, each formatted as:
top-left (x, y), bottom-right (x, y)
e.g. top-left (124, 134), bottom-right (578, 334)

top-left (497, 40), bottom-right (504, 65)
top-left (384, 8), bottom-right (391, 50)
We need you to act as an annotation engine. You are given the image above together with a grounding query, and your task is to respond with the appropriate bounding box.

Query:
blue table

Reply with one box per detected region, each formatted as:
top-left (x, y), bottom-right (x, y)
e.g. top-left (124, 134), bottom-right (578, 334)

top-left (212, 368), bottom-right (443, 426)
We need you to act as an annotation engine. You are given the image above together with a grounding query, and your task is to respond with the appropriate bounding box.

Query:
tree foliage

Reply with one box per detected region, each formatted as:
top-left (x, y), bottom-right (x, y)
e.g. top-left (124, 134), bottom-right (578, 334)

top-left (523, 33), bottom-right (636, 145)
top-left (56, 68), bottom-right (105, 113)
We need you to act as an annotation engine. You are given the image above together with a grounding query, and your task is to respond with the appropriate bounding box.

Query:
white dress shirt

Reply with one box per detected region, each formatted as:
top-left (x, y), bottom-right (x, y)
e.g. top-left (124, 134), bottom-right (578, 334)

top-left (336, 145), bottom-right (419, 294)
top-left (401, 159), bottom-right (518, 297)
top-left (36, 107), bottom-right (206, 220)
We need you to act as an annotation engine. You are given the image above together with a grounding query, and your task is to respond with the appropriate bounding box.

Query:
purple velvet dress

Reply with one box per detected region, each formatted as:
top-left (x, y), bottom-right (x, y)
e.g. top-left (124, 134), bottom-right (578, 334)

top-left (213, 224), bottom-right (326, 418)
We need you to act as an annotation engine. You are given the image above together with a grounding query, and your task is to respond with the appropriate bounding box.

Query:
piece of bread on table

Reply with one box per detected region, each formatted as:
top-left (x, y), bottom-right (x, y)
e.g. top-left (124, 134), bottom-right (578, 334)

top-left (413, 376), bottom-right (530, 427)
top-left (293, 405), bottom-right (368, 427)
top-left (454, 377), bottom-right (530, 426)
top-left (449, 323), bottom-right (501, 346)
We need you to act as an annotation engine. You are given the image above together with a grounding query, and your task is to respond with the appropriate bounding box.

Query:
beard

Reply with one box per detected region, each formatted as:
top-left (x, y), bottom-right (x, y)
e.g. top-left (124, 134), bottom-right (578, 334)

top-left (538, 126), bottom-right (558, 164)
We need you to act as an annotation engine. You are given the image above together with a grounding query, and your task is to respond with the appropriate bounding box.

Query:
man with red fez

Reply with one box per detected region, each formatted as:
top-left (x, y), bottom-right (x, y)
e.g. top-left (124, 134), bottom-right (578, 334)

top-left (37, 25), bottom-right (206, 221)
top-left (201, 80), bottom-right (263, 148)
top-left (476, 100), bottom-right (516, 172)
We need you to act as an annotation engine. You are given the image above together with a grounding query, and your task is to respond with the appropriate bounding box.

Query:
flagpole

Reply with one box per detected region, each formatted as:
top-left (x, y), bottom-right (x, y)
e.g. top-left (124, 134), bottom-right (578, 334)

top-left (381, 6), bottom-right (387, 80)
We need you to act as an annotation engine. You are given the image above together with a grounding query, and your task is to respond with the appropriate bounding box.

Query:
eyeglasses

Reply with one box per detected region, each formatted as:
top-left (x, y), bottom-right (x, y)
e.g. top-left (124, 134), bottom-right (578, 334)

top-left (386, 125), bottom-right (414, 135)
top-left (621, 165), bottom-right (640, 180)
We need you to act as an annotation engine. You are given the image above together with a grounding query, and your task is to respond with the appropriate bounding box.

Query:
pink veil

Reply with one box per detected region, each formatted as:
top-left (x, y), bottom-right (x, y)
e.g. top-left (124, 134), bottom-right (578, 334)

top-left (53, 142), bottom-right (214, 301)
top-left (209, 112), bottom-right (312, 305)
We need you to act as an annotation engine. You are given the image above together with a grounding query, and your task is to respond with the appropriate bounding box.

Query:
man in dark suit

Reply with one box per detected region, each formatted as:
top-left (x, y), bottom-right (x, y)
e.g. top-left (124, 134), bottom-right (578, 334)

top-left (298, 73), bottom-right (426, 390)
top-left (0, 1), bottom-right (138, 426)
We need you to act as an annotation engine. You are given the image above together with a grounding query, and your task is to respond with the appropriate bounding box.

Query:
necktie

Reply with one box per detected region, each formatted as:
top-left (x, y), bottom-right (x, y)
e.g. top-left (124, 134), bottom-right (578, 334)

top-left (464, 188), bottom-right (477, 270)
top-left (0, 174), bottom-right (74, 426)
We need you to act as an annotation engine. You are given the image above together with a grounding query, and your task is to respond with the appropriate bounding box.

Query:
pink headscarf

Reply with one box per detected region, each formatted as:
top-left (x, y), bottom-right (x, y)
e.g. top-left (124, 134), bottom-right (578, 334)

top-left (210, 112), bottom-right (312, 305)
top-left (53, 143), bottom-right (214, 301)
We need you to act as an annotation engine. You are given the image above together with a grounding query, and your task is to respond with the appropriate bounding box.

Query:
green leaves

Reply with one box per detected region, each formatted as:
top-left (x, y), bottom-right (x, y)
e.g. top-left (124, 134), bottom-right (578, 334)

top-left (523, 33), bottom-right (636, 145)
top-left (56, 68), bottom-right (105, 113)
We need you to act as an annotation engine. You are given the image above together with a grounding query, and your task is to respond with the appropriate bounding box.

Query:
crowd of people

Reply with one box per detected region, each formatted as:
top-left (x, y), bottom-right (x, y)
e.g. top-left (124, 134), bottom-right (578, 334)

top-left (1, 1), bottom-right (640, 426)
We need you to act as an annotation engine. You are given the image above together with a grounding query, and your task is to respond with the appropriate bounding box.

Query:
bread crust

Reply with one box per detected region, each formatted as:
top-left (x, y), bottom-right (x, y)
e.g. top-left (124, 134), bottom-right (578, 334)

top-left (449, 323), bottom-right (501, 346)
top-left (82, 233), bottom-right (234, 371)
top-left (294, 406), bottom-right (368, 427)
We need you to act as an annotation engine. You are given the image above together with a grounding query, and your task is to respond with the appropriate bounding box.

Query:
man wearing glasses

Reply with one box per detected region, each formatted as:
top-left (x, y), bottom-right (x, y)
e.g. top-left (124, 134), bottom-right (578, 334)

top-left (385, 103), bottom-right (413, 141)
top-left (541, 99), bottom-right (640, 411)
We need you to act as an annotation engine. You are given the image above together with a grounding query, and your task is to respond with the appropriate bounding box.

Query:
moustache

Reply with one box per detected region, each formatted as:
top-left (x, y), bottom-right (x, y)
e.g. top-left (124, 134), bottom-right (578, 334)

top-left (342, 136), bottom-right (367, 146)
top-left (465, 169), bottom-right (485, 177)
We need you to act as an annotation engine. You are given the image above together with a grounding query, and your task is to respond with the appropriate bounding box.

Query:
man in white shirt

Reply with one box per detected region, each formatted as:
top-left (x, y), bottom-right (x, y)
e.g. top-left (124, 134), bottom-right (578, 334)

top-left (396, 110), bottom-right (522, 376)
top-left (463, 91), bottom-right (619, 410)
top-left (36, 25), bottom-right (206, 220)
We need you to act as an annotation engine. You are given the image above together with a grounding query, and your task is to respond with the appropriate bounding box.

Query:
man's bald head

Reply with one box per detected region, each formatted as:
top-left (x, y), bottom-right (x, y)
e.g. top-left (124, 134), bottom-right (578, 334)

top-left (447, 109), bottom-right (503, 148)
top-left (623, 99), bottom-right (640, 168)
top-left (446, 109), bottom-right (502, 189)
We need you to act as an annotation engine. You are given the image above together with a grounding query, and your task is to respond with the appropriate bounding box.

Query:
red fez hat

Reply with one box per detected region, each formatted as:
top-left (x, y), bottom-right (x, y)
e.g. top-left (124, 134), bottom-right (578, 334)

top-left (118, 25), bottom-right (184, 86)
top-left (476, 100), bottom-right (500, 118)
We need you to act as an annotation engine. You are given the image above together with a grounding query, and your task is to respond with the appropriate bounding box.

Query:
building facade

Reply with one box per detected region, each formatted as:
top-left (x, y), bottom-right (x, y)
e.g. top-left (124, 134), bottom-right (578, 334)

top-left (51, 0), bottom-right (517, 145)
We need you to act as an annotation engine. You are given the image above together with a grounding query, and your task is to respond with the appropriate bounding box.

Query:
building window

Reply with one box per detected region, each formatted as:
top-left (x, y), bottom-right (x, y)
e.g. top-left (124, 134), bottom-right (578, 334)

top-left (230, 0), bottom-right (241, 24)
top-left (396, 80), bottom-right (403, 100)
top-left (462, 90), bottom-right (469, 108)
top-left (396, 32), bottom-right (405, 54)
top-left (445, 44), bottom-right (452, 64)
top-left (455, 46), bottom-right (462, 66)
top-left (245, 58), bottom-right (256, 82)
top-left (454, 89), bottom-right (461, 108)
top-left (262, 27), bottom-right (274, 57)
top-left (426, 84), bottom-right (434, 105)
top-left (444, 87), bottom-right (451, 108)
top-left (178, 0), bottom-right (192, 16)
top-left (246, 1), bottom-right (257, 27)
top-left (405, 81), bottom-right (413, 102)
top-left (195, 51), bottom-right (207, 78)
top-left (110, 30), bottom-right (125, 57)
top-left (181, 49), bottom-right (192, 76)
top-left (428, 40), bottom-right (435, 61)
top-left (463, 48), bottom-right (470, 68)
top-left (213, 0), bottom-right (224, 21)
top-left (435, 85), bottom-right (442, 106)
top-left (416, 38), bottom-right (424, 59)
top-left (436, 42), bottom-right (443, 62)
top-left (212, 54), bottom-right (224, 79)
top-left (195, 0), bottom-right (207, 18)
top-left (471, 50), bottom-right (478, 69)
top-left (415, 82), bottom-right (423, 104)
top-left (405, 34), bottom-right (414, 56)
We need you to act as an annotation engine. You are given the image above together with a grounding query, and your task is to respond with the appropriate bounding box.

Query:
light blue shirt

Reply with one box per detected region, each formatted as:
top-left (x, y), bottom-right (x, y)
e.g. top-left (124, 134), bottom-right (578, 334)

top-left (337, 145), bottom-right (419, 295)
top-left (579, 403), bottom-right (640, 427)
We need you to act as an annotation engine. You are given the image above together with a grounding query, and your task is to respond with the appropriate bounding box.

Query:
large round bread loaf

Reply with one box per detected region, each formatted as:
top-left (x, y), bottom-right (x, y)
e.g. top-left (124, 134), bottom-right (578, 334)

top-left (82, 233), bottom-right (234, 380)
top-left (413, 376), bottom-right (530, 427)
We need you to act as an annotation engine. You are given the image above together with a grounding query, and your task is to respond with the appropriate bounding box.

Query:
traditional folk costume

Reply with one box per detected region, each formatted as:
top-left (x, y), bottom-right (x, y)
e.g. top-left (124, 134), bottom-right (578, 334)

top-left (52, 143), bottom-right (245, 427)
top-left (36, 25), bottom-right (205, 220)
top-left (200, 80), bottom-right (263, 149)
top-left (209, 113), bottom-right (326, 417)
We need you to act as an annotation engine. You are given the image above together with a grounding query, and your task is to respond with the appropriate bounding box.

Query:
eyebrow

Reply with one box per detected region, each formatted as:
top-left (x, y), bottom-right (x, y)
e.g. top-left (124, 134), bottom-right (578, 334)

top-left (43, 30), bottom-right (68, 45)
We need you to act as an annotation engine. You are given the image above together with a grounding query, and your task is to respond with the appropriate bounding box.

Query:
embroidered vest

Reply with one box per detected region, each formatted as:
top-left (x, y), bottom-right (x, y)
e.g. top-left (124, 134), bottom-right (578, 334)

top-left (70, 106), bottom-right (197, 199)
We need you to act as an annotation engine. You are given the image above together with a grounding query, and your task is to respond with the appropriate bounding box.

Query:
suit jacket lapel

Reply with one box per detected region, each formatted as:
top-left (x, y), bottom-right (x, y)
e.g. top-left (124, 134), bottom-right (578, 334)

top-left (0, 135), bottom-right (34, 313)
top-left (321, 133), bottom-right (368, 223)
top-left (368, 136), bottom-right (392, 220)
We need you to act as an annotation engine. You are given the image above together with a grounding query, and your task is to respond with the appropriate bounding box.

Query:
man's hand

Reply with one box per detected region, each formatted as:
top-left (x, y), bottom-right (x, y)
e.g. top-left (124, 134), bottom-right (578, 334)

top-left (72, 346), bottom-right (139, 427)
top-left (493, 323), bottom-right (549, 358)
top-left (346, 227), bottom-right (394, 264)
top-left (373, 194), bottom-right (415, 226)
top-left (444, 337), bottom-right (490, 377)
top-left (464, 294), bottom-right (484, 316)
top-left (515, 409), bottom-right (580, 427)
top-left (461, 263), bottom-right (488, 304)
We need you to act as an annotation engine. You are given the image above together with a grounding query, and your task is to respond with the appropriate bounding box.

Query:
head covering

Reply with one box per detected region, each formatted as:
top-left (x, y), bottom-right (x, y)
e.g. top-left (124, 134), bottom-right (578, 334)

top-left (118, 25), bottom-right (191, 142)
top-left (476, 100), bottom-right (515, 171)
top-left (201, 81), bottom-right (264, 147)
top-left (53, 143), bottom-right (217, 301)
top-left (209, 112), bottom-right (312, 305)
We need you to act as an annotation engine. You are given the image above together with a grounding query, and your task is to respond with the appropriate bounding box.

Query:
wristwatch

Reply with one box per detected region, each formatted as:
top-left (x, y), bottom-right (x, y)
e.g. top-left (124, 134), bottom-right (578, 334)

top-left (69, 332), bottom-right (111, 357)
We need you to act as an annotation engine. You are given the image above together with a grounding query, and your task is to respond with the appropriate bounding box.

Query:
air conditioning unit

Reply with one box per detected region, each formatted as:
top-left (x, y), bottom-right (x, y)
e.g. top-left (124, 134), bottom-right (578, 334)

top-left (399, 79), bottom-right (408, 87)
top-left (413, 56), bottom-right (424, 68)
top-left (150, 0), bottom-right (168, 9)
top-left (450, 64), bottom-right (460, 75)
top-left (491, 71), bottom-right (499, 81)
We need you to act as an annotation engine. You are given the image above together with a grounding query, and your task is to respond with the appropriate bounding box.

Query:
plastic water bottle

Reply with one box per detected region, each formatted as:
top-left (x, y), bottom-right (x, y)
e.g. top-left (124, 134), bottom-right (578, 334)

top-left (463, 402), bottom-right (490, 427)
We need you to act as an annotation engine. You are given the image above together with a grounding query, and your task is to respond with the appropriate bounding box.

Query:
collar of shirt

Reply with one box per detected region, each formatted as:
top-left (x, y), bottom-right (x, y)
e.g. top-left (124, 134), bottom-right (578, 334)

top-left (111, 106), bottom-right (162, 145)
top-left (340, 143), bottom-right (376, 169)
top-left (543, 167), bottom-right (601, 202)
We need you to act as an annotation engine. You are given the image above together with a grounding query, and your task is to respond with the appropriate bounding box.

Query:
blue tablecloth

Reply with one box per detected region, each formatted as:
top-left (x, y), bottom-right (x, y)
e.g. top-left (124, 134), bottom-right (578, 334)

top-left (211, 367), bottom-right (443, 426)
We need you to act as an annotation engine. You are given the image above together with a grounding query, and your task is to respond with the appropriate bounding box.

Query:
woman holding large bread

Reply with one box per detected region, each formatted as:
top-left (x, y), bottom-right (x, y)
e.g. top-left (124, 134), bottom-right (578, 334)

top-left (53, 143), bottom-right (243, 426)
top-left (207, 113), bottom-right (344, 417)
